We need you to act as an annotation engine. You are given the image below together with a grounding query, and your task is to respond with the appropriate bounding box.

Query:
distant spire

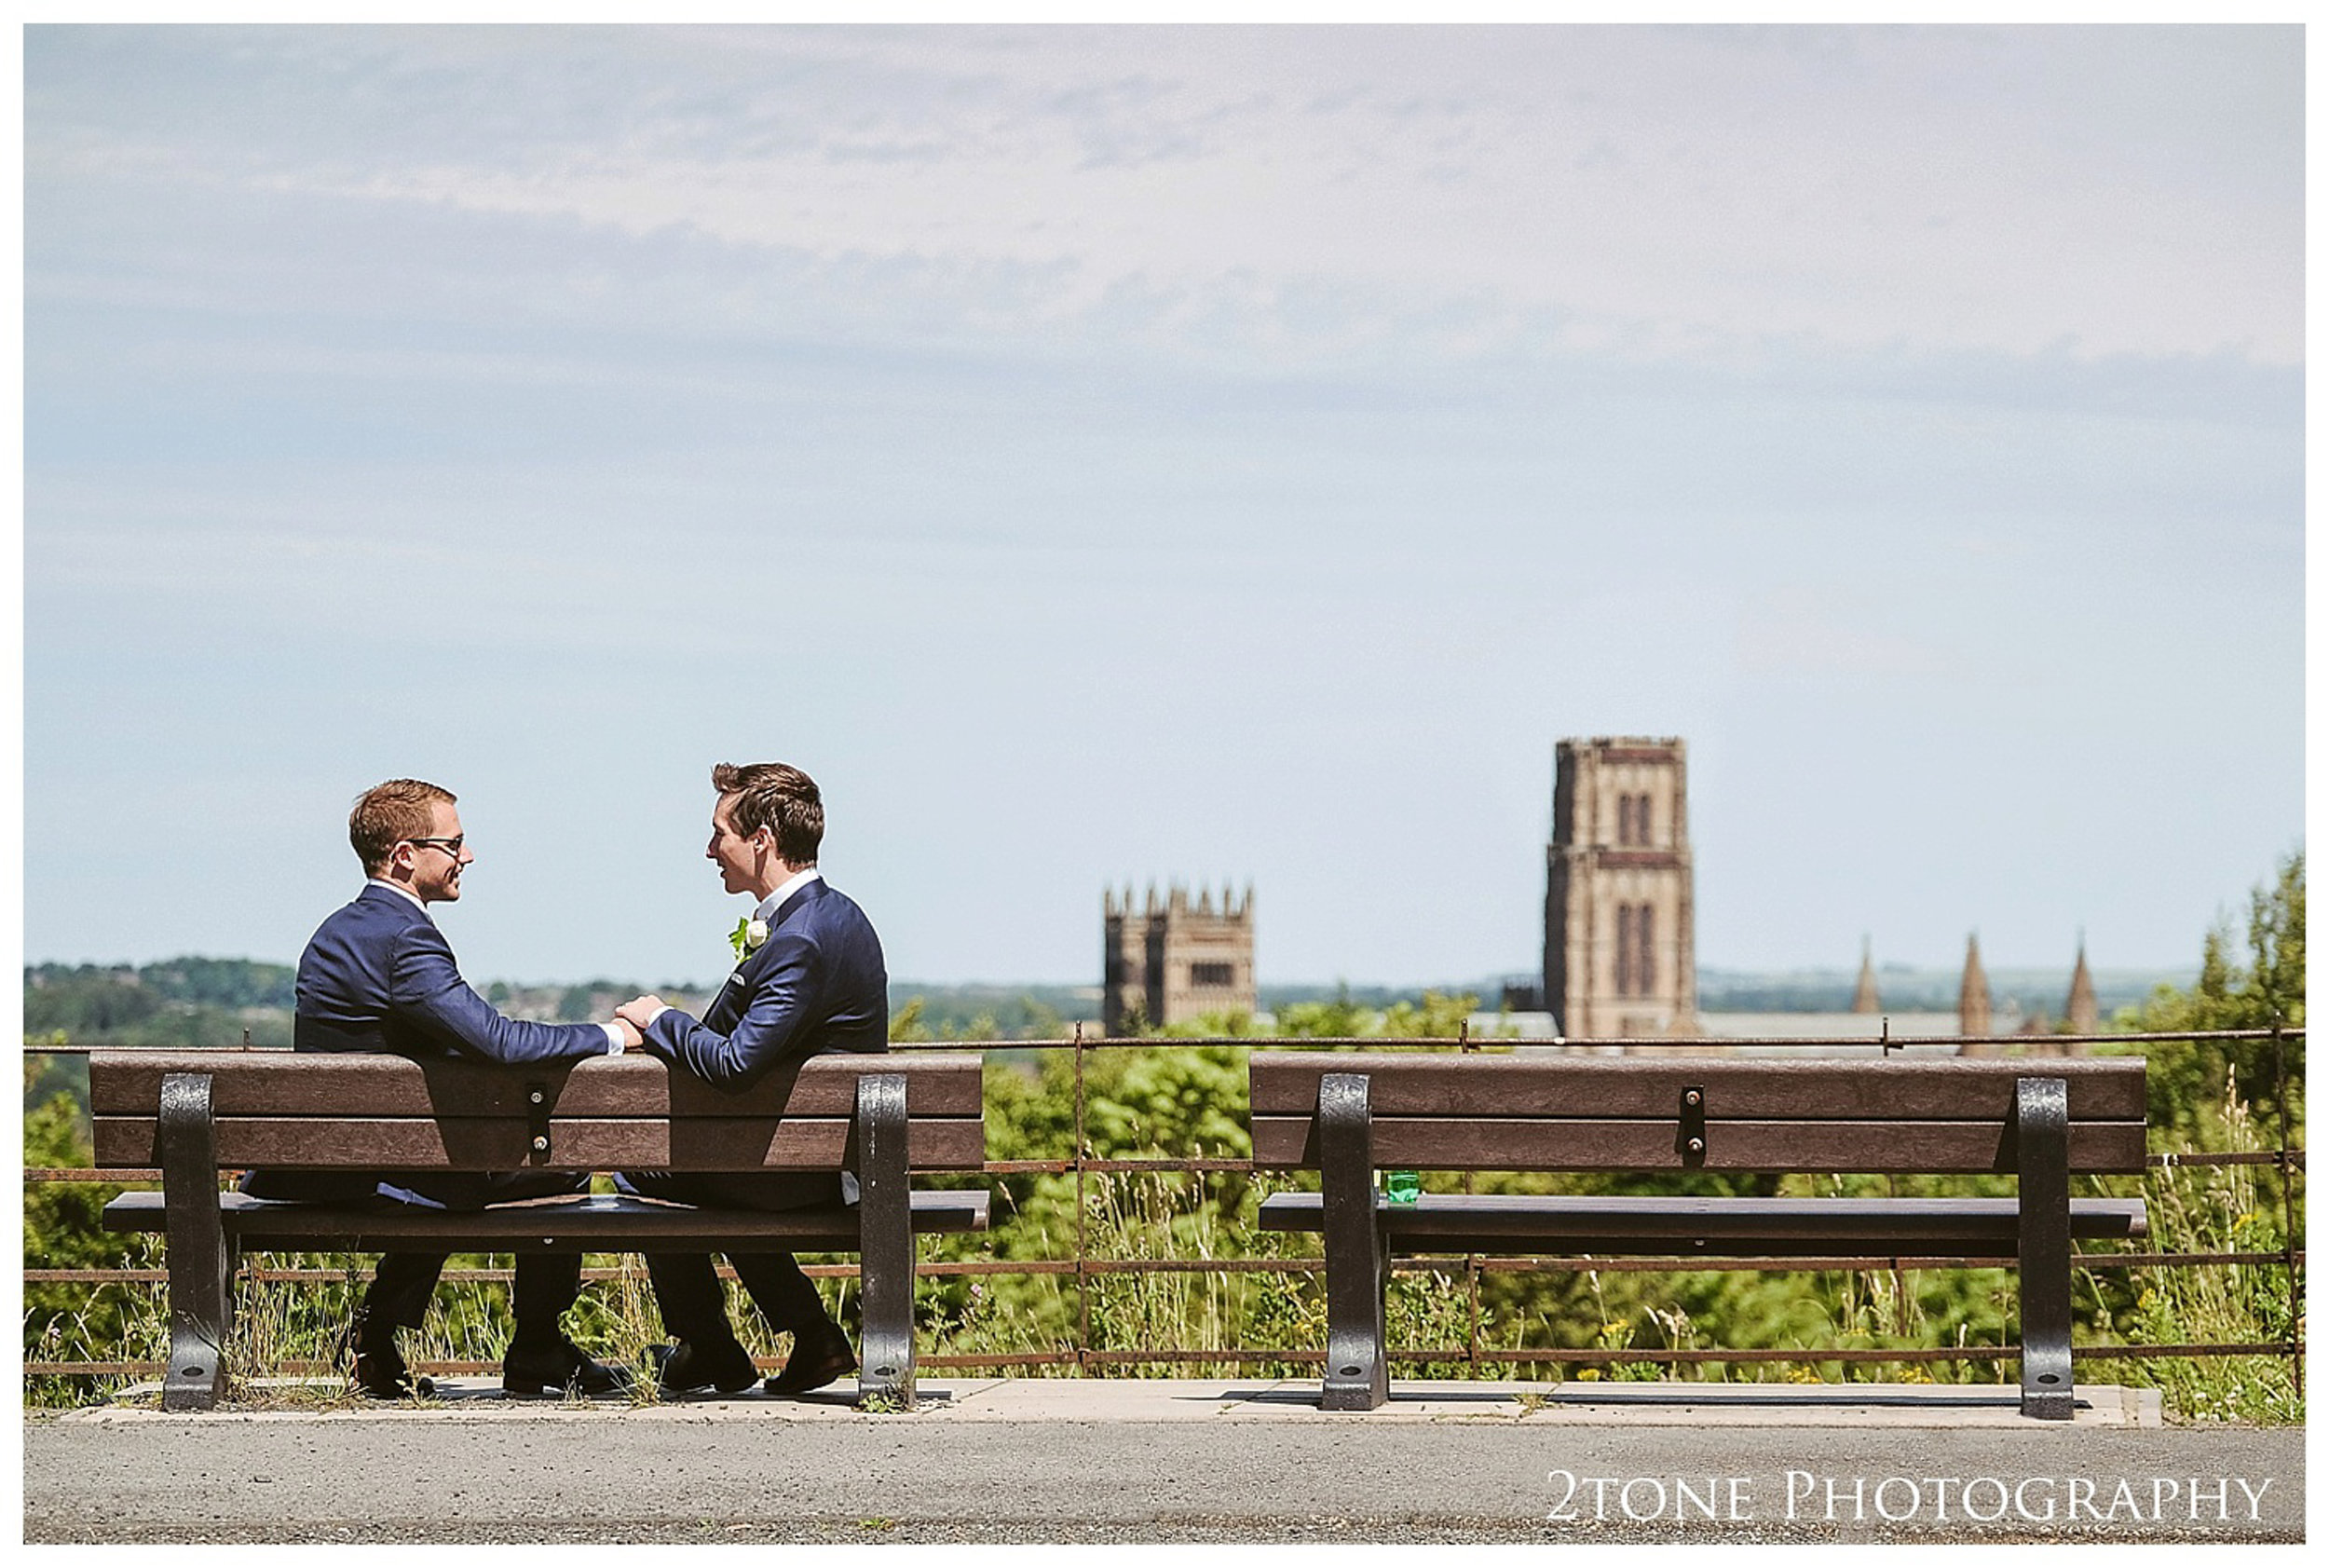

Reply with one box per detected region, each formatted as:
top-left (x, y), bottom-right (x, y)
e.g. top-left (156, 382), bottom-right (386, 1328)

top-left (2066, 934), bottom-right (2098, 1036)
top-left (1958, 933), bottom-right (1994, 1054)
top-left (1851, 935), bottom-right (1881, 1015)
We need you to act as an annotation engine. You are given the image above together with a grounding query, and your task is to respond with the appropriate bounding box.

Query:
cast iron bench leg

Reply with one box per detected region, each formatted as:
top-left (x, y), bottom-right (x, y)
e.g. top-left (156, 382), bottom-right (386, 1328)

top-left (158, 1071), bottom-right (231, 1411)
top-left (855, 1072), bottom-right (915, 1410)
top-left (1318, 1071), bottom-right (1388, 1411)
top-left (2017, 1076), bottom-right (2075, 1420)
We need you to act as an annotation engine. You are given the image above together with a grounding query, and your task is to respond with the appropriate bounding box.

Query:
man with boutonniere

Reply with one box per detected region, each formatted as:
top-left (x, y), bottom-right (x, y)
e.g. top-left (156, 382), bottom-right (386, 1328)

top-left (614, 761), bottom-right (888, 1397)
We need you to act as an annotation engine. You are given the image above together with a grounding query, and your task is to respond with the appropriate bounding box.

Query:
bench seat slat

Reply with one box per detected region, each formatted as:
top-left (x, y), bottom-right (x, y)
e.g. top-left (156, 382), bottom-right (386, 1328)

top-left (1250, 1054), bottom-right (2149, 1121)
top-left (1250, 1115), bottom-right (2147, 1174)
top-left (88, 1052), bottom-right (982, 1118)
top-left (1257, 1192), bottom-right (2148, 1251)
top-left (92, 1115), bottom-right (986, 1173)
top-left (102, 1189), bottom-right (989, 1248)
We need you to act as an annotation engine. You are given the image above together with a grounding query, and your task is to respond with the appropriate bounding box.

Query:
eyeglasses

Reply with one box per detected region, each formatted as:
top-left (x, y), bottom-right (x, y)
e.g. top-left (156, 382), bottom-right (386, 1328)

top-left (404, 836), bottom-right (466, 858)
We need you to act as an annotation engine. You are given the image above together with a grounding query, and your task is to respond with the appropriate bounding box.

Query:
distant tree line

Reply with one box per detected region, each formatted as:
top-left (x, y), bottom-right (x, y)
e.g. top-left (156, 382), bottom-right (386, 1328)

top-left (1696, 969), bottom-right (2187, 1016)
top-left (10, 949), bottom-right (2222, 1057)
top-left (22, 959), bottom-right (296, 1049)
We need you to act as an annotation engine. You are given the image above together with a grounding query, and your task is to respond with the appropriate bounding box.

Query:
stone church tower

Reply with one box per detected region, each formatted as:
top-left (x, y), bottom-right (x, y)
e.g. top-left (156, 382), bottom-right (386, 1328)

top-left (1543, 736), bottom-right (1696, 1040)
top-left (1103, 882), bottom-right (1255, 1033)
top-left (1851, 937), bottom-right (1881, 1014)
top-left (1958, 933), bottom-right (1994, 1055)
top-left (2066, 938), bottom-right (2098, 1033)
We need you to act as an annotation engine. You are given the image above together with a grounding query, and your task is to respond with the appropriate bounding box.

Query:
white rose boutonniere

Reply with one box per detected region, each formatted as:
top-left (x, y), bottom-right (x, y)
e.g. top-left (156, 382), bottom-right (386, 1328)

top-left (729, 917), bottom-right (770, 962)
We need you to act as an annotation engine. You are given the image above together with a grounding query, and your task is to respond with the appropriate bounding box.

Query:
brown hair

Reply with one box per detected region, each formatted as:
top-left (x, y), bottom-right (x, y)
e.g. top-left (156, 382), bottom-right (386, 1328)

top-left (349, 779), bottom-right (456, 875)
top-left (712, 762), bottom-right (823, 866)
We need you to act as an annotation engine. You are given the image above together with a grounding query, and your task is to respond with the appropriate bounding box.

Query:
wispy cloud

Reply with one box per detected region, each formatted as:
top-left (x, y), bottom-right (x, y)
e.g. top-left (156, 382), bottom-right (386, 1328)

top-left (28, 24), bottom-right (2302, 369)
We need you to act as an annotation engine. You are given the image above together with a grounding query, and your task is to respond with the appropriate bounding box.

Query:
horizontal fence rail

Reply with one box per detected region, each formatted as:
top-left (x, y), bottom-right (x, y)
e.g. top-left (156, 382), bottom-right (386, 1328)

top-left (22, 1027), bottom-right (2306, 1397)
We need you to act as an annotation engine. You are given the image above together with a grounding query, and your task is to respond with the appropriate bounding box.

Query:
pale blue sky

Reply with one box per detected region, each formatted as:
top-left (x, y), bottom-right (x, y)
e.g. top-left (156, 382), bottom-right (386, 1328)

top-left (20, 24), bottom-right (2304, 988)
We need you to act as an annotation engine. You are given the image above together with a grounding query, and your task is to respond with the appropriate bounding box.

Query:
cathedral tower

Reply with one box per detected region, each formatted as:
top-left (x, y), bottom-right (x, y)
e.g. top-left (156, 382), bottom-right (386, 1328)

top-left (1103, 881), bottom-right (1255, 1033)
top-left (1543, 736), bottom-right (1696, 1040)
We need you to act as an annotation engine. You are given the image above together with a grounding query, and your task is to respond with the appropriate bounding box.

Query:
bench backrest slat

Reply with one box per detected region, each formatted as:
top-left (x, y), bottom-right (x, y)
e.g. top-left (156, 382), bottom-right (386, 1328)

top-left (1250, 1113), bottom-right (2145, 1174)
top-left (89, 1051), bottom-right (981, 1117)
top-left (95, 1115), bottom-right (988, 1173)
top-left (1249, 1052), bottom-right (2148, 1175)
top-left (89, 1051), bottom-right (986, 1173)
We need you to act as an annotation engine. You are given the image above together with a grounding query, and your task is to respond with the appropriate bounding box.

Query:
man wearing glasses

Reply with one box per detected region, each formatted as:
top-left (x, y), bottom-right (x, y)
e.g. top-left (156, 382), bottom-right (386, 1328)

top-left (241, 778), bottom-right (638, 1399)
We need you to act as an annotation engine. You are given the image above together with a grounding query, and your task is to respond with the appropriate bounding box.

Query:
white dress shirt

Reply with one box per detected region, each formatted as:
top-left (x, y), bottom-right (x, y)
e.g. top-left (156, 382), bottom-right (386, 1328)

top-left (756, 866), bottom-right (823, 921)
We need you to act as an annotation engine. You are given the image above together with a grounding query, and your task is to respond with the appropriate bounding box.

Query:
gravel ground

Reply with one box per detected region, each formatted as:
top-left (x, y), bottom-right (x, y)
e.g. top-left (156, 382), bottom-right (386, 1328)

top-left (26, 1398), bottom-right (2302, 1547)
top-left (27, 1518), bottom-right (2308, 1546)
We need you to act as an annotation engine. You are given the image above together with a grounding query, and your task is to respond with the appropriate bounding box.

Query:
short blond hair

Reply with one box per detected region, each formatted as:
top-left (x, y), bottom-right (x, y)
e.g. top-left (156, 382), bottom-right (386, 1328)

top-left (349, 779), bottom-right (455, 875)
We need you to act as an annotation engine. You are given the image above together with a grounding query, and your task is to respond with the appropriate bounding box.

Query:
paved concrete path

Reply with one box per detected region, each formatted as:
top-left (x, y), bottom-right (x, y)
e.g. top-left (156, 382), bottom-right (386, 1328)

top-left (24, 1381), bottom-right (2303, 1544)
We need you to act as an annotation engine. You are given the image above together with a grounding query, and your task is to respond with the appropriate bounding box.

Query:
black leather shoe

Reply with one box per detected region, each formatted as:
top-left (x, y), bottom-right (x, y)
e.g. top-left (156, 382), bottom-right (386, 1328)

top-left (503, 1337), bottom-right (636, 1398)
top-left (647, 1338), bottom-right (758, 1395)
top-left (765, 1322), bottom-right (856, 1397)
top-left (352, 1323), bottom-right (435, 1400)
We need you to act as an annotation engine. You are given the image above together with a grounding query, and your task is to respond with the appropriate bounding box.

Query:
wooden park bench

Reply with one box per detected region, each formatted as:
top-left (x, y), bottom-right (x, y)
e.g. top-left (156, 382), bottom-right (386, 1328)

top-left (91, 1048), bottom-right (987, 1411)
top-left (1251, 1051), bottom-right (2149, 1419)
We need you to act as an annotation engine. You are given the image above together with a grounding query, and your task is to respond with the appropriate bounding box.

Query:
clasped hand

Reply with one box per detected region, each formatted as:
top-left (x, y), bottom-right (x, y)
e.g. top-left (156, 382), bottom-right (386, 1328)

top-left (615, 994), bottom-right (667, 1035)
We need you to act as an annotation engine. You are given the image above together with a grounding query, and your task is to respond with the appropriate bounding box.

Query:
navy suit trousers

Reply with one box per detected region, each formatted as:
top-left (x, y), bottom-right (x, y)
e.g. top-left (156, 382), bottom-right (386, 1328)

top-left (307, 1169), bottom-right (595, 1343)
top-left (620, 1170), bottom-right (840, 1343)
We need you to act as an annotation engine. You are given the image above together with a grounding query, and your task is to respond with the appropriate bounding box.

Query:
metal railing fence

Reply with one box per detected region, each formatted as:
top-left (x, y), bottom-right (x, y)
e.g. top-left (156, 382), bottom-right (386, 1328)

top-left (21, 1027), bottom-right (2305, 1394)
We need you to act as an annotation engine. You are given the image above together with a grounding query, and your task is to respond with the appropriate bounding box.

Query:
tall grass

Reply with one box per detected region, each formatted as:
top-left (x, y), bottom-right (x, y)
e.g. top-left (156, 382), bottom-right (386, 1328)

top-left (2081, 1065), bottom-right (2303, 1424)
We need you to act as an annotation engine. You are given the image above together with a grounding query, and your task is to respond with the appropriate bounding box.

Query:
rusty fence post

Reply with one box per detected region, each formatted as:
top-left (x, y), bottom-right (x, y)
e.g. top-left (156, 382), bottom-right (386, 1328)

top-left (2270, 1017), bottom-right (2301, 1408)
top-left (1074, 1021), bottom-right (1090, 1373)
top-left (1460, 1018), bottom-right (1481, 1379)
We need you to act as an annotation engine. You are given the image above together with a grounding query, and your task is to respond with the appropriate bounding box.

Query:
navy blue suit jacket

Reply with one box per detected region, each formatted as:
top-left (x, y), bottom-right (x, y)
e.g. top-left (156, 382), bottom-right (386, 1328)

top-left (246, 883), bottom-right (610, 1203)
top-left (645, 877), bottom-right (889, 1092)
top-left (292, 882), bottom-right (612, 1065)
